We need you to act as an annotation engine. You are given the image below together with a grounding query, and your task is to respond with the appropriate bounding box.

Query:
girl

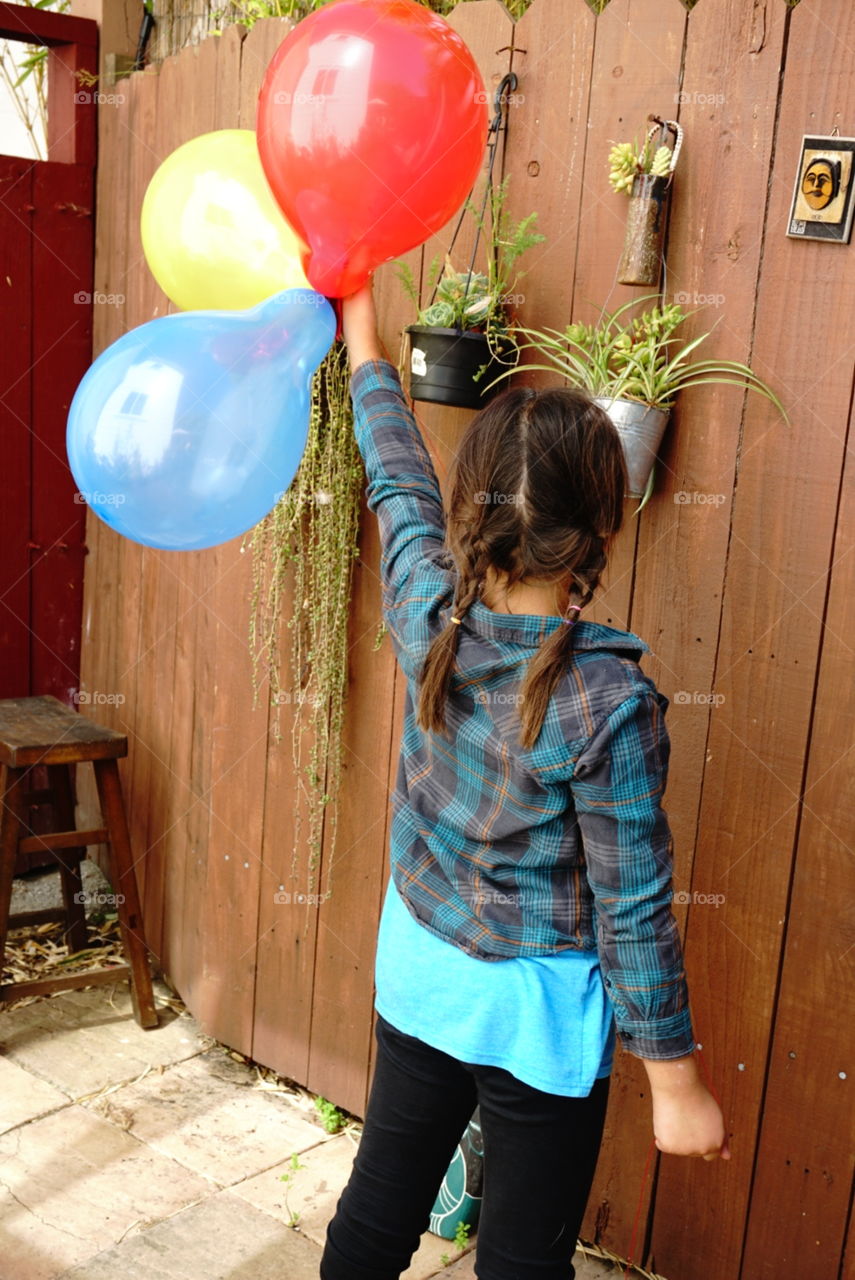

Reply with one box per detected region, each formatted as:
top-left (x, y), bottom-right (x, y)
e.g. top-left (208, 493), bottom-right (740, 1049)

top-left (320, 284), bottom-right (728, 1280)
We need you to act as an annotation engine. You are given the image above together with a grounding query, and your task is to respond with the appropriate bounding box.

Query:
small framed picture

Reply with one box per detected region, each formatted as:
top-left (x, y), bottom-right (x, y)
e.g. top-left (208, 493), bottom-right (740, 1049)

top-left (787, 135), bottom-right (855, 243)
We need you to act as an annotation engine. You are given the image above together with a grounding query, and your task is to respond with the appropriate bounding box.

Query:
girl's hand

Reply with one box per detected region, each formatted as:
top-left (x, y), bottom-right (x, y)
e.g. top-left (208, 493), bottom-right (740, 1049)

top-left (340, 280), bottom-right (383, 370)
top-left (640, 1053), bottom-right (730, 1161)
top-left (651, 1080), bottom-right (731, 1161)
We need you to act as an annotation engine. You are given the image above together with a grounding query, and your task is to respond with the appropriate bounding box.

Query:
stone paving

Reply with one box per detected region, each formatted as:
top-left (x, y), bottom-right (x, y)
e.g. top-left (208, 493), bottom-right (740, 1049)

top-left (1, 869), bottom-right (624, 1280)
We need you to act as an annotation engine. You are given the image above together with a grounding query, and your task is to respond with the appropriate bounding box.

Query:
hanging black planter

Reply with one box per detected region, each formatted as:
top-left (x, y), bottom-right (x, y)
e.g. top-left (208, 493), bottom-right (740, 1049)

top-left (406, 326), bottom-right (518, 410)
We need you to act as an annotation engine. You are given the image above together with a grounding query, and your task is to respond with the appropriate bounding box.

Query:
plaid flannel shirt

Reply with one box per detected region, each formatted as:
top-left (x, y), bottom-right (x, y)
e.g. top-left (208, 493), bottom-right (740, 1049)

top-left (352, 359), bottom-right (694, 1060)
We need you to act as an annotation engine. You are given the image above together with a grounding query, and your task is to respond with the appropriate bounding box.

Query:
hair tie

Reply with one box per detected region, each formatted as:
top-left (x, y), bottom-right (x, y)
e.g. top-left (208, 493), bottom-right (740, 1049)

top-left (562, 605), bottom-right (583, 626)
top-left (450, 616), bottom-right (463, 626)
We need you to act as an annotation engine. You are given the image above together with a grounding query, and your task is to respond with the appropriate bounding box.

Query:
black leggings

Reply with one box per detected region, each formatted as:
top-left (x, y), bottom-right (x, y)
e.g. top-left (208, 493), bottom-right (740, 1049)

top-left (320, 1013), bottom-right (610, 1280)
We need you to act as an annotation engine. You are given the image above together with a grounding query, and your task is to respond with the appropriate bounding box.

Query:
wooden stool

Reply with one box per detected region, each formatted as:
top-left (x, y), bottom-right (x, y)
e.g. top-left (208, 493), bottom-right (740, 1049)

top-left (0, 695), bottom-right (158, 1029)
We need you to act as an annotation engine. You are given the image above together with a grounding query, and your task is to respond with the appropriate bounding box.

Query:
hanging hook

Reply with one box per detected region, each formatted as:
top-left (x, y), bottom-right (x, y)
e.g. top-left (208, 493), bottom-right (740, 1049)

top-left (646, 114), bottom-right (683, 179)
top-left (490, 73), bottom-right (518, 135)
top-left (423, 73), bottom-right (519, 317)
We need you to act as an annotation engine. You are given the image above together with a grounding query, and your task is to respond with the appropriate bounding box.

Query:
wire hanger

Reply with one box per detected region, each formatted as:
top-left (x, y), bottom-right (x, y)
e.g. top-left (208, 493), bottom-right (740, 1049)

top-left (425, 72), bottom-right (518, 320)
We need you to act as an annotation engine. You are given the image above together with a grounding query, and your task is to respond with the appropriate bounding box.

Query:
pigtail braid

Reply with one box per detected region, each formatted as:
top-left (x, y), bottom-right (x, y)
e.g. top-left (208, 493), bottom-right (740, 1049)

top-left (517, 536), bottom-right (608, 749)
top-left (416, 534), bottom-right (490, 737)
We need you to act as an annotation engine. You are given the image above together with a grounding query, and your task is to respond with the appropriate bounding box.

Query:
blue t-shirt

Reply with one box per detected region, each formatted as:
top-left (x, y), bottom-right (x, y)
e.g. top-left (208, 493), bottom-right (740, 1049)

top-left (374, 878), bottom-right (615, 1097)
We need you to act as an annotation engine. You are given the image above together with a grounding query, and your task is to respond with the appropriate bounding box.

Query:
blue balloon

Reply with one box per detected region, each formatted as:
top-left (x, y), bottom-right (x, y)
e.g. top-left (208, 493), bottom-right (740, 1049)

top-left (66, 289), bottom-right (336, 550)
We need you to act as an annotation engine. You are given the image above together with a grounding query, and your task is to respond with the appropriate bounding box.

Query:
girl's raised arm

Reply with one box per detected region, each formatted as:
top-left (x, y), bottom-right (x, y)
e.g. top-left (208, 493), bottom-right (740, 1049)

top-left (340, 282), bottom-right (451, 651)
top-left (341, 282), bottom-right (384, 370)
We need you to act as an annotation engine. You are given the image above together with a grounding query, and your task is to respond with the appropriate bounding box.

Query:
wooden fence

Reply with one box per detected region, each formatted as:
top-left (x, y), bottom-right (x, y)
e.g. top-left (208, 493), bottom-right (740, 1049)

top-left (78, 3), bottom-right (854, 1276)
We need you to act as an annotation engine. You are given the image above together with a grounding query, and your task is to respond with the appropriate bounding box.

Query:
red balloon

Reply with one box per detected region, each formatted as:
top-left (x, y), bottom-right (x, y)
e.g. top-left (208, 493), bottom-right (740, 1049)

top-left (256, 0), bottom-right (488, 298)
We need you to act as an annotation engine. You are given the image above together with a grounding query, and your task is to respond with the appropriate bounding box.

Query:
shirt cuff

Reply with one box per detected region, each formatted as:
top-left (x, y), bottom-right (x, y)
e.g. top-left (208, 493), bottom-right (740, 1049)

top-left (614, 1009), bottom-right (696, 1061)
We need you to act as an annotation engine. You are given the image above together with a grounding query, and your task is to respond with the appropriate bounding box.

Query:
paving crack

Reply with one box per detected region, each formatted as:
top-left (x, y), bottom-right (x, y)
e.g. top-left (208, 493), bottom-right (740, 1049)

top-left (0, 1180), bottom-right (89, 1243)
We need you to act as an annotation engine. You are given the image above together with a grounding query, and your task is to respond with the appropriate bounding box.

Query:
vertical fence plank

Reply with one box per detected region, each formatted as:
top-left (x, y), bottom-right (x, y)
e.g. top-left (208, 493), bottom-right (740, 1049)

top-left (252, 595), bottom-right (320, 1085)
top-left (305, 505), bottom-right (398, 1114)
top-left (195, 19), bottom-right (270, 1057)
top-left (738, 390), bottom-right (855, 1278)
top-left (484, 0), bottom-right (597, 653)
top-left (623, 1), bottom-right (788, 1270)
top-left (503, 0), bottom-right (595, 347)
top-left (121, 57), bottom-right (170, 962)
top-left (651, 2), bottom-right (855, 1277)
top-left (164, 34), bottom-right (222, 1022)
top-left (566, 0), bottom-right (686, 637)
top-left (75, 77), bottom-right (132, 868)
top-left (111, 64), bottom-right (153, 803)
top-left (117, 66), bottom-right (160, 913)
top-left (139, 43), bottom-right (197, 990)
top-left (132, 51), bottom-right (176, 965)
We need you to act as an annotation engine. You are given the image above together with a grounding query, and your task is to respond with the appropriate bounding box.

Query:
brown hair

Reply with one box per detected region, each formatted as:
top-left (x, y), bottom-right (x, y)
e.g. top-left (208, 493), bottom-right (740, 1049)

top-left (416, 386), bottom-right (626, 749)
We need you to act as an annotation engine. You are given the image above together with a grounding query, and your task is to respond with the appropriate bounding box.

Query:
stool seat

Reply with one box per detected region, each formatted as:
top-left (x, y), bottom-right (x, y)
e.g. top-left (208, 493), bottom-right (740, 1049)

top-left (0, 695), bottom-right (158, 1029)
top-left (0, 695), bottom-right (127, 767)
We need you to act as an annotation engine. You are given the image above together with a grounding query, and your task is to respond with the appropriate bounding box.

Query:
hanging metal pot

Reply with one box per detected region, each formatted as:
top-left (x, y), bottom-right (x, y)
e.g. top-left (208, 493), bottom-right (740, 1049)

top-left (617, 117), bottom-right (683, 288)
top-left (595, 396), bottom-right (669, 498)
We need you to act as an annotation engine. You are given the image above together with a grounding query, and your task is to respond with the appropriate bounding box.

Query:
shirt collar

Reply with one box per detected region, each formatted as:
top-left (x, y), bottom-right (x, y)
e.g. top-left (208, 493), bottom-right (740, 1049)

top-left (464, 599), bottom-right (649, 654)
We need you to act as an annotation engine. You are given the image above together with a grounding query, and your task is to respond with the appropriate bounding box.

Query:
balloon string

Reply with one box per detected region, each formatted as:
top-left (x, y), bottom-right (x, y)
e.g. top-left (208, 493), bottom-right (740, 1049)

top-left (623, 1136), bottom-right (656, 1277)
top-left (330, 297), bottom-right (343, 341)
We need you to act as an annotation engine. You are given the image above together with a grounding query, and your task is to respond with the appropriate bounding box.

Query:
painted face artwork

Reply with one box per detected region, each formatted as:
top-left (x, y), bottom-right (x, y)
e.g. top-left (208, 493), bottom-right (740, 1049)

top-left (801, 158), bottom-right (840, 211)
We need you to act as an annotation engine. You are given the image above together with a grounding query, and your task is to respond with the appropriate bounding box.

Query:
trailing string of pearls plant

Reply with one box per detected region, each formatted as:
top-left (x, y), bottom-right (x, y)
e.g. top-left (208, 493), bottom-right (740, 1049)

top-left (248, 344), bottom-right (367, 897)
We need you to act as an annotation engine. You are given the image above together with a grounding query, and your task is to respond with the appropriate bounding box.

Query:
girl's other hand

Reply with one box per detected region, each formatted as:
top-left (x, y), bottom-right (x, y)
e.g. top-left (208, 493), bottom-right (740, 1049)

top-left (651, 1080), bottom-right (731, 1161)
top-left (640, 1053), bottom-right (730, 1161)
top-left (341, 280), bottom-right (383, 370)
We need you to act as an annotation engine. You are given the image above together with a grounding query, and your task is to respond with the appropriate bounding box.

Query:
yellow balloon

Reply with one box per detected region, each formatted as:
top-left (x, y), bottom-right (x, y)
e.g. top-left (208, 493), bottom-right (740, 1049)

top-left (141, 129), bottom-right (310, 311)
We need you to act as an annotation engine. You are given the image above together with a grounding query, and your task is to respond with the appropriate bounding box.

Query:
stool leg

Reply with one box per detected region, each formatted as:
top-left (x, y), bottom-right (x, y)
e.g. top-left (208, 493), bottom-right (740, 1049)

top-left (0, 767), bottom-right (27, 986)
top-left (47, 765), bottom-right (89, 955)
top-left (92, 759), bottom-right (158, 1029)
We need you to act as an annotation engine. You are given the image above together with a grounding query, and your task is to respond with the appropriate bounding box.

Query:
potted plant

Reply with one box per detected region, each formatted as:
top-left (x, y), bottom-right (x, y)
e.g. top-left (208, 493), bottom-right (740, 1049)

top-left (609, 119), bottom-right (682, 287)
top-left (397, 177), bottom-right (544, 410)
top-left (514, 295), bottom-right (787, 499)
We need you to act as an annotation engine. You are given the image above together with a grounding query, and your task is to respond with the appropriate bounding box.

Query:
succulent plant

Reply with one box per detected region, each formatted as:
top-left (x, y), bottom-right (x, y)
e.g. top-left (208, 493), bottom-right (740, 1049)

top-left (416, 267), bottom-right (493, 330)
top-left (608, 137), bottom-right (672, 194)
top-left (396, 176), bottom-right (544, 335)
top-left (515, 295), bottom-right (788, 415)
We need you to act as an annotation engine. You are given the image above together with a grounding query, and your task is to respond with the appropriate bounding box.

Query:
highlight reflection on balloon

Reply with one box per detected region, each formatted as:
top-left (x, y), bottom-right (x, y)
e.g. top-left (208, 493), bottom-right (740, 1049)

top-left (141, 129), bottom-right (310, 311)
top-left (66, 290), bottom-right (336, 551)
top-left (256, 0), bottom-right (488, 297)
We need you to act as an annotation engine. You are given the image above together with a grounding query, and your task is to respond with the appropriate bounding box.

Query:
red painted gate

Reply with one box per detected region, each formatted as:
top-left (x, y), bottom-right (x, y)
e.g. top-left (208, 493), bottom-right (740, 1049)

top-left (0, 1), bottom-right (97, 868)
